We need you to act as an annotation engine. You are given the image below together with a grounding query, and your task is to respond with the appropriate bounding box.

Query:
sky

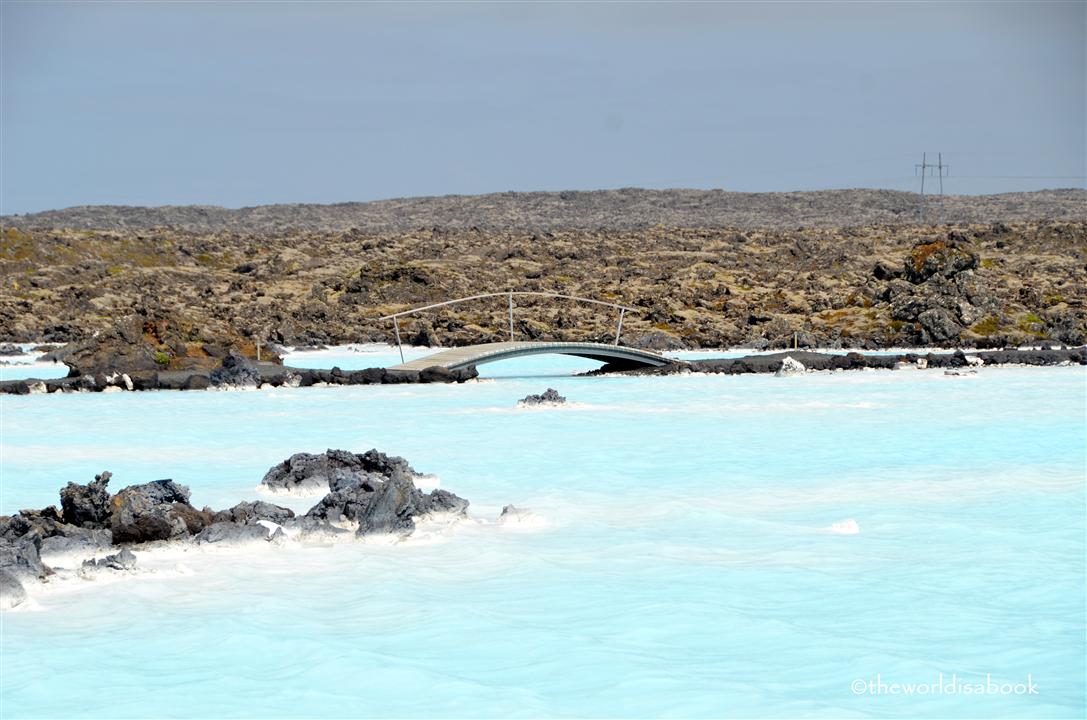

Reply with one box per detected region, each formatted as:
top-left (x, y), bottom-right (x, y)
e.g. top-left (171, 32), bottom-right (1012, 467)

top-left (1, 1), bottom-right (1084, 214)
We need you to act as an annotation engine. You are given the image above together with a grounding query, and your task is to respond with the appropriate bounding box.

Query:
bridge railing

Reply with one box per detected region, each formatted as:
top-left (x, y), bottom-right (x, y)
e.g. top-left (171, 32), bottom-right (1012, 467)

top-left (375, 291), bottom-right (638, 362)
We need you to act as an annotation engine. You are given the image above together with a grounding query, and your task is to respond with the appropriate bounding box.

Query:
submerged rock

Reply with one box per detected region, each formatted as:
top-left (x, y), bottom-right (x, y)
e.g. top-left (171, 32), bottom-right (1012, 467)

top-left (214, 501), bottom-right (295, 525)
top-left (0, 569), bottom-right (27, 610)
top-left (82, 548), bottom-right (137, 571)
top-left (195, 522), bottom-right (271, 545)
top-left (519, 388), bottom-right (566, 405)
top-left (39, 527), bottom-right (113, 556)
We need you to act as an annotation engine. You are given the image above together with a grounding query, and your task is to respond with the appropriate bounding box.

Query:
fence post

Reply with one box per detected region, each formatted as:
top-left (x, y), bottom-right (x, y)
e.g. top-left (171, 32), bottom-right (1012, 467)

top-left (508, 292), bottom-right (514, 341)
top-left (615, 308), bottom-right (625, 345)
top-left (392, 318), bottom-right (404, 363)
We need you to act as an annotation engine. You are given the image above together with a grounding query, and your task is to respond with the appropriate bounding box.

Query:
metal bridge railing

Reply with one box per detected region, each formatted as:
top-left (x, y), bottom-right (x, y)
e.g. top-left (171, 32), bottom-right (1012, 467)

top-left (375, 291), bottom-right (638, 363)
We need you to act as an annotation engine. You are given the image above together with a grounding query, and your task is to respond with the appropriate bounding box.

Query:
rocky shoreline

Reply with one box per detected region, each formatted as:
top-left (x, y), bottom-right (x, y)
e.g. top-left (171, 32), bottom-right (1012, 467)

top-left (2, 344), bottom-right (1083, 396)
top-left (0, 449), bottom-right (477, 610)
top-left (592, 346), bottom-right (1087, 376)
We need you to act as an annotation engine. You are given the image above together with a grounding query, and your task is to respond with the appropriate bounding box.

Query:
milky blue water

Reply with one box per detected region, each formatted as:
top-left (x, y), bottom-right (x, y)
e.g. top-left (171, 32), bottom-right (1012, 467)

top-left (1, 349), bottom-right (1084, 719)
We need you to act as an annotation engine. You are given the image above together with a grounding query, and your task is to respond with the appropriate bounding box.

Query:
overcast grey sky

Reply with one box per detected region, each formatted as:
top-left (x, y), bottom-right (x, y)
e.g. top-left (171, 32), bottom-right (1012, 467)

top-left (1, 1), bottom-right (1084, 213)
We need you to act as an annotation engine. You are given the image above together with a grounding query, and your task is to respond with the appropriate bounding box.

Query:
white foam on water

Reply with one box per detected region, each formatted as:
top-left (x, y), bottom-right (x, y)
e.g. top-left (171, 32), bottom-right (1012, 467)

top-left (18, 510), bottom-right (484, 610)
top-left (253, 482), bottom-right (330, 499)
top-left (413, 473), bottom-right (441, 490)
top-left (826, 518), bottom-right (861, 535)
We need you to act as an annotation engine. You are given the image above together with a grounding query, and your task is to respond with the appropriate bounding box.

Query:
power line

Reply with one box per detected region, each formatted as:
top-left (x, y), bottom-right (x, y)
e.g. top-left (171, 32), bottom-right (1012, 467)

top-left (915, 152), bottom-right (950, 223)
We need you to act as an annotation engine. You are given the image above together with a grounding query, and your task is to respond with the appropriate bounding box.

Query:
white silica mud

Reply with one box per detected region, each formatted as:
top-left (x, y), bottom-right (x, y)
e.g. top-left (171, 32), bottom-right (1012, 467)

top-left (1, 349), bottom-right (1084, 719)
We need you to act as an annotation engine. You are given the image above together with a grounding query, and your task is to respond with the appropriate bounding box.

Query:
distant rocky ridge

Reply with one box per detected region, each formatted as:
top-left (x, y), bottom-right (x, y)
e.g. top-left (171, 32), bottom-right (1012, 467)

top-left (5, 188), bottom-right (1085, 233)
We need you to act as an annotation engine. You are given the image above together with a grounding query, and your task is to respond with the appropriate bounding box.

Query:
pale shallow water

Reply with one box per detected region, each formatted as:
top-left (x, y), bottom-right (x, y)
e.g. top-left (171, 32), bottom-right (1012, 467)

top-left (0, 351), bottom-right (1084, 719)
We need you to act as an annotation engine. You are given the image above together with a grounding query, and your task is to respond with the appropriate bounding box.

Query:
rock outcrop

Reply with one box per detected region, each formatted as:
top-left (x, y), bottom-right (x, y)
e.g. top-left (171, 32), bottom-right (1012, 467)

top-left (262, 448), bottom-right (420, 495)
top-left (301, 450), bottom-right (467, 536)
top-left (0, 448), bottom-right (472, 608)
top-left (60, 471), bottom-right (113, 528)
top-left (109, 479), bottom-right (209, 544)
top-left (881, 235), bottom-right (1003, 345)
top-left (518, 388), bottom-right (566, 406)
top-left (209, 350), bottom-right (263, 389)
top-left (55, 308), bottom-right (280, 379)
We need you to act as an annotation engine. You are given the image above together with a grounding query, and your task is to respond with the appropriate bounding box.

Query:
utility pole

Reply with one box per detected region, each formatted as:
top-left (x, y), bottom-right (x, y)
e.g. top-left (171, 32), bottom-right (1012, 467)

top-left (915, 152), bottom-right (950, 224)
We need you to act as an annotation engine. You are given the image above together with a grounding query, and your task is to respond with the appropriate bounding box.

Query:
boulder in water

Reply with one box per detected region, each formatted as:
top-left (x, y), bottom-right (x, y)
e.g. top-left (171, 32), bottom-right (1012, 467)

top-left (294, 450), bottom-right (469, 536)
top-left (775, 356), bottom-right (806, 376)
top-left (261, 448), bottom-right (420, 495)
top-left (209, 350), bottom-right (262, 389)
top-left (0, 569), bottom-right (27, 610)
top-left (82, 547), bottom-right (137, 571)
top-left (518, 388), bottom-right (566, 406)
top-left (109, 480), bottom-right (199, 544)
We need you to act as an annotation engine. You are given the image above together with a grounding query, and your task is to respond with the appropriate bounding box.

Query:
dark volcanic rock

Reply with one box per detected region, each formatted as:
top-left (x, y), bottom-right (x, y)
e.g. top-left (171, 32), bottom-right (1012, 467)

top-left (81, 547), bottom-right (137, 571)
top-left (419, 365), bottom-right (455, 383)
top-left (0, 535), bottom-right (47, 580)
top-left (304, 465), bottom-right (468, 537)
top-left (261, 448), bottom-right (420, 494)
top-left (904, 237), bottom-right (979, 284)
top-left (40, 527), bottom-right (113, 556)
top-left (209, 350), bottom-right (262, 389)
top-left (273, 449), bottom-right (468, 536)
top-left (60, 471), bottom-right (113, 529)
top-left (59, 308), bottom-right (280, 378)
top-left (195, 522), bottom-right (272, 545)
top-left (109, 480), bottom-right (198, 544)
top-left (519, 388), bottom-right (566, 405)
top-left (629, 331), bottom-right (687, 351)
top-left (214, 501), bottom-right (295, 525)
top-left (0, 343), bottom-right (23, 356)
top-left (0, 568), bottom-right (28, 608)
top-left (917, 307), bottom-right (964, 342)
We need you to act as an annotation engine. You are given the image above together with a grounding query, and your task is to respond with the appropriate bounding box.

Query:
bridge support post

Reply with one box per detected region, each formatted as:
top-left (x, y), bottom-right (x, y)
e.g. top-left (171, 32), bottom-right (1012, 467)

top-left (508, 292), bottom-right (514, 341)
top-left (615, 308), bottom-right (625, 345)
top-left (391, 318), bottom-right (404, 364)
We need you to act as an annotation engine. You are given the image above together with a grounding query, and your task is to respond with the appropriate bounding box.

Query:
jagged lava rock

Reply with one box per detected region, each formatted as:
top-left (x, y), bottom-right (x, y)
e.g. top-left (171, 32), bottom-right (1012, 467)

top-left (60, 471), bottom-right (113, 528)
top-left (109, 479), bottom-right (208, 543)
top-left (59, 308), bottom-right (280, 378)
top-left (209, 350), bottom-right (263, 389)
top-left (286, 449), bottom-right (468, 536)
top-left (518, 388), bottom-right (566, 405)
top-left (262, 448), bottom-right (420, 494)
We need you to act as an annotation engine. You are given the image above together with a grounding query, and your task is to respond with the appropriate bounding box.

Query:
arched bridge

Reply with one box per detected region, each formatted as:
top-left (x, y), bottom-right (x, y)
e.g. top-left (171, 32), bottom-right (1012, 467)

top-left (388, 341), bottom-right (671, 372)
top-left (376, 292), bottom-right (675, 372)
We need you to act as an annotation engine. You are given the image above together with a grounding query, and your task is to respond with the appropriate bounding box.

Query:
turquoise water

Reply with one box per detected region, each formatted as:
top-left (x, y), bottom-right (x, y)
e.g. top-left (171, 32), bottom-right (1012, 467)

top-left (0, 344), bottom-right (67, 381)
top-left (1, 350), bottom-right (1084, 719)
